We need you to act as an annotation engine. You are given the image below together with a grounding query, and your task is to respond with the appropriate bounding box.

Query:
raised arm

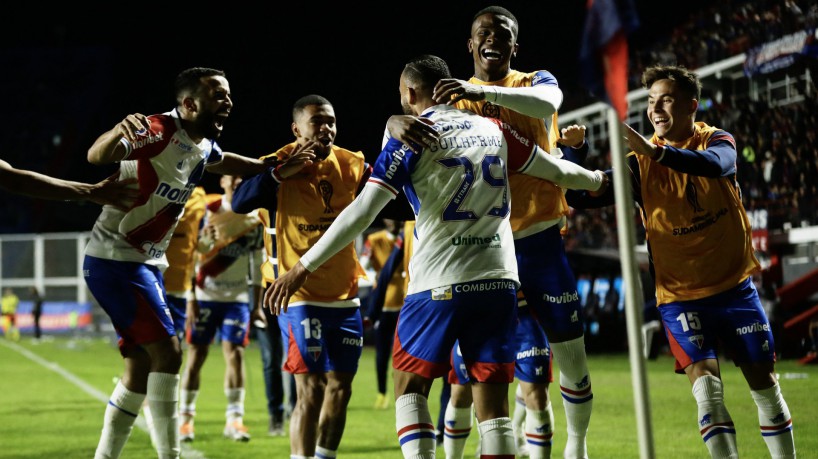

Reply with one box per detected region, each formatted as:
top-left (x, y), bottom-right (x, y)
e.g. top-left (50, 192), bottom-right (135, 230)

top-left (87, 113), bottom-right (152, 165)
top-left (434, 74), bottom-right (563, 119)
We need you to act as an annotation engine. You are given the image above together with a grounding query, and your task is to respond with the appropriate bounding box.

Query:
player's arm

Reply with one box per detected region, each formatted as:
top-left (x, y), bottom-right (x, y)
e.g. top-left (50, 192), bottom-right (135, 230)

top-left (88, 113), bottom-right (152, 165)
top-left (623, 124), bottom-right (737, 177)
top-left (265, 183), bottom-right (395, 315)
top-left (0, 159), bottom-right (138, 210)
top-left (558, 124), bottom-right (589, 165)
top-left (434, 71), bottom-right (563, 119)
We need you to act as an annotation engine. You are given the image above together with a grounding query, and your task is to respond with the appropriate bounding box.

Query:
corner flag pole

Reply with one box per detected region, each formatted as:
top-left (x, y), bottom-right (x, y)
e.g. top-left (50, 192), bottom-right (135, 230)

top-left (607, 107), bottom-right (655, 458)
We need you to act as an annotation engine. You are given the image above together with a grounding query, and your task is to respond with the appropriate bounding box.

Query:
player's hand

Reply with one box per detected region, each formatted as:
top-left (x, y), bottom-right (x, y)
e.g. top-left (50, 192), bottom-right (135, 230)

top-left (88, 171), bottom-right (140, 211)
top-left (362, 316), bottom-right (373, 330)
top-left (559, 124), bottom-right (587, 148)
top-left (264, 261), bottom-right (309, 315)
top-left (116, 113), bottom-right (151, 144)
top-left (386, 115), bottom-right (439, 153)
top-left (251, 302), bottom-right (267, 328)
top-left (589, 170), bottom-right (610, 197)
top-left (433, 78), bottom-right (486, 105)
top-left (276, 141), bottom-right (317, 179)
top-left (622, 123), bottom-right (661, 159)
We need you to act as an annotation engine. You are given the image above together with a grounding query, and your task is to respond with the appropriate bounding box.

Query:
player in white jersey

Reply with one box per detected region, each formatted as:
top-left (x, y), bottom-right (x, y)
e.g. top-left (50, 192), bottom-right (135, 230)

top-left (264, 55), bottom-right (607, 459)
top-left (178, 175), bottom-right (264, 443)
top-left (82, 67), bottom-right (276, 459)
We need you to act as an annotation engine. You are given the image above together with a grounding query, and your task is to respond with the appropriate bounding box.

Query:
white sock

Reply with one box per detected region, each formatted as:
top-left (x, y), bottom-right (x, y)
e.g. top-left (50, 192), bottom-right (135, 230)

top-left (551, 337), bottom-right (592, 459)
top-left (148, 372), bottom-right (181, 459)
top-left (94, 381), bottom-right (145, 459)
top-left (693, 375), bottom-right (738, 459)
top-left (750, 383), bottom-right (796, 458)
top-left (512, 384), bottom-right (526, 447)
top-left (395, 393), bottom-right (436, 459)
top-left (179, 389), bottom-right (198, 425)
top-left (315, 445), bottom-right (337, 459)
top-left (525, 404), bottom-right (554, 459)
top-left (443, 401), bottom-right (473, 459)
top-left (225, 387), bottom-right (246, 422)
top-left (477, 417), bottom-right (515, 457)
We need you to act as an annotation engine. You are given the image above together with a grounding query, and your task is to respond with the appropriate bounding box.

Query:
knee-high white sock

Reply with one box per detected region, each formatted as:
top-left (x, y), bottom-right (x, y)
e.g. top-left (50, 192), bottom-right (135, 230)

top-left (148, 372), bottom-right (181, 459)
top-left (477, 417), bottom-right (515, 458)
top-left (179, 389), bottom-right (198, 425)
top-left (225, 387), bottom-right (246, 422)
top-left (395, 393), bottom-right (436, 459)
top-left (512, 384), bottom-right (526, 446)
top-left (751, 383), bottom-right (795, 458)
top-left (443, 401), bottom-right (473, 459)
top-left (94, 381), bottom-right (145, 459)
top-left (551, 337), bottom-right (592, 459)
top-left (525, 404), bottom-right (554, 459)
top-left (693, 375), bottom-right (738, 459)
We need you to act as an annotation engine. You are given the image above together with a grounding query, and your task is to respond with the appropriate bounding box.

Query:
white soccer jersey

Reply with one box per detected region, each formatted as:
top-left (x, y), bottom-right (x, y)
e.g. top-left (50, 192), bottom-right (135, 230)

top-left (85, 109), bottom-right (223, 270)
top-left (195, 196), bottom-right (264, 303)
top-left (368, 105), bottom-right (538, 294)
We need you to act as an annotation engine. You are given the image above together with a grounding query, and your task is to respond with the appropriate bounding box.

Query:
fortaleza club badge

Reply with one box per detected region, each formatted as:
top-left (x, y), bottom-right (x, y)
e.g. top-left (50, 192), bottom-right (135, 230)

top-left (432, 286), bottom-right (452, 301)
top-left (307, 345), bottom-right (322, 361)
top-left (689, 334), bottom-right (705, 349)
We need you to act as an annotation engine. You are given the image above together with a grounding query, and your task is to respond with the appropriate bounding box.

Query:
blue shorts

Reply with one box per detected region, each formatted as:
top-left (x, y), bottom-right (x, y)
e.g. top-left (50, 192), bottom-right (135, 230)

top-left (188, 300), bottom-right (250, 347)
top-left (278, 305), bottom-right (363, 374)
top-left (449, 305), bottom-right (552, 385)
top-left (83, 256), bottom-right (174, 354)
top-left (515, 226), bottom-right (584, 337)
top-left (395, 279), bottom-right (518, 383)
top-left (165, 294), bottom-right (187, 339)
top-left (660, 277), bottom-right (776, 374)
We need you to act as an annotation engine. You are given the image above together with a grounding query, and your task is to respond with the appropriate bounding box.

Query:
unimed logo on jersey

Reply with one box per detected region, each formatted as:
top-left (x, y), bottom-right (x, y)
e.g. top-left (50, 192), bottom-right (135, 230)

top-left (451, 233), bottom-right (501, 246)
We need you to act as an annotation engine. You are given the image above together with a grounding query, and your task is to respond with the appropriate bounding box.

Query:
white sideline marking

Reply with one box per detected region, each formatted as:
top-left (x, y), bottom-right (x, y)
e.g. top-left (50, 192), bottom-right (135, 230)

top-left (0, 339), bottom-right (206, 459)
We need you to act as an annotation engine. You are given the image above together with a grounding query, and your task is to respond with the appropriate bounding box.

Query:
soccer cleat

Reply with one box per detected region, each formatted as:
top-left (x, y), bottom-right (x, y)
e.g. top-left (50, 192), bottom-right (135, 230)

top-left (179, 421), bottom-right (195, 443)
top-left (374, 393), bottom-right (390, 410)
top-left (224, 419), bottom-right (251, 442)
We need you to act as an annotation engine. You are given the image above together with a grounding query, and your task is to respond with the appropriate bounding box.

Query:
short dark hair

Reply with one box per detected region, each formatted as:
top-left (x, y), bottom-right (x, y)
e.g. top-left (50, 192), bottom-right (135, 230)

top-left (174, 67), bottom-right (226, 103)
top-left (472, 6), bottom-right (518, 40)
top-left (292, 94), bottom-right (332, 119)
top-left (642, 65), bottom-right (701, 100)
top-left (403, 55), bottom-right (452, 89)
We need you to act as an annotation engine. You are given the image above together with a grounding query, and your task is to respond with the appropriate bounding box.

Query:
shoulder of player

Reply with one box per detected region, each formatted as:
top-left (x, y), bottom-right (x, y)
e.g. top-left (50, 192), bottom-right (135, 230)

top-left (330, 145), bottom-right (365, 162)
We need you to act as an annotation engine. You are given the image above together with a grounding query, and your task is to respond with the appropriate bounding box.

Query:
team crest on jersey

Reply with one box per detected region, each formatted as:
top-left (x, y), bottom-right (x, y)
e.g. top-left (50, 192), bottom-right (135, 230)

top-left (482, 102), bottom-right (500, 118)
top-left (319, 180), bottom-right (334, 213)
top-left (685, 182), bottom-right (705, 213)
top-left (307, 344), bottom-right (322, 361)
top-left (431, 286), bottom-right (452, 300)
top-left (689, 334), bottom-right (705, 349)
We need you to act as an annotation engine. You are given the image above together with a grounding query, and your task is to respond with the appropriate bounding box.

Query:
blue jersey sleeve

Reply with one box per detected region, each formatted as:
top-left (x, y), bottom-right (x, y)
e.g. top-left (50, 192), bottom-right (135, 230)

top-left (368, 138), bottom-right (417, 196)
top-left (658, 131), bottom-right (737, 177)
top-left (531, 70), bottom-right (558, 88)
top-left (231, 169), bottom-right (278, 214)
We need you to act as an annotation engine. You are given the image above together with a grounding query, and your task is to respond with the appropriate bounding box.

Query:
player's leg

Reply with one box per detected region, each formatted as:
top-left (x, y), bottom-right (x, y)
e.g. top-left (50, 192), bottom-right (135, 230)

top-left (517, 227), bottom-right (592, 459)
top-left (373, 310), bottom-right (396, 409)
top-left (96, 347), bottom-right (151, 459)
top-left (393, 290), bottom-right (459, 458)
top-left (515, 305), bottom-right (554, 459)
top-left (315, 306), bottom-right (363, 457)
top-left (220, 302), bottom-right (251, 441)
top-left (728, 279), bottom-right (795, 458)
top-left (179, 301), bottom-right (218, 442)
top-left (457, 280), bottom-right (518, 458)
top-left (444, 343), bottom-right (474, 459)
top-left (662, 301), bottom-right (737, 459)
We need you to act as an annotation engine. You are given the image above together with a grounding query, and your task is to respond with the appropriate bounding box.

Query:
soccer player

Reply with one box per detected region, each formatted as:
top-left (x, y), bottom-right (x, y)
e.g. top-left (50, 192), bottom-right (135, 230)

top-left (178, 174), bottom-right (264, 443)
top-left (571, 64), bottom-right (797, 459)
top-left (231, 94), bottom-right (369, 459)
top-left (82, 67), bottom-right (276, 459)
top-left (1, 287), bottom-right (19, 341)
top-left (0, 158), bottom-right (138, 209)
top-left (387, 7), bottom-right (596, 458)
top-left (264, 54), bottom-right (606, 459)
top-left (360, 218), bottom-right (407, 410)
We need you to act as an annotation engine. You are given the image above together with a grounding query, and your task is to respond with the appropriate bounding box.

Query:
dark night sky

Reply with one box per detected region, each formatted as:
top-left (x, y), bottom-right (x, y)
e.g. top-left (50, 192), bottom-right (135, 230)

top-left (0, 1), bottom-right (708, 233)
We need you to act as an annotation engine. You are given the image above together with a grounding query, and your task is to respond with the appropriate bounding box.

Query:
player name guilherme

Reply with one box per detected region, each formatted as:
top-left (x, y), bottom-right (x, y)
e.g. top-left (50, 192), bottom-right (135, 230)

top-left (427, 134), bottom-right (502, 153)
top-left (451, 233), bottom-right (501, 246)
